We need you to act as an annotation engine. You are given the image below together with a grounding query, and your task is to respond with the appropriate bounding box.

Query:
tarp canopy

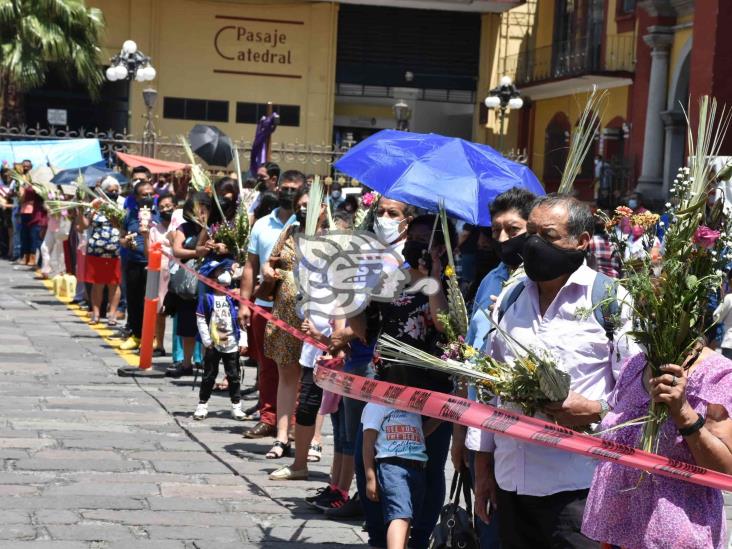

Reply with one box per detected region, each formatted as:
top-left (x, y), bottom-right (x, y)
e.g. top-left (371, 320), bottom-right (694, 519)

top-left (0, 139), bottom-right (102, 170)
top-left (116, 152), bottom-right (187, 174)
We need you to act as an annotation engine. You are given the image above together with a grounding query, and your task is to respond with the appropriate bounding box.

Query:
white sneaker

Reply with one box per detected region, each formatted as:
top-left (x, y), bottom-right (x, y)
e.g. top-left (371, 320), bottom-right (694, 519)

top-left (193, 402), bottom-right (208, 420)
top-left (231, 402), bottom-right (246, 421)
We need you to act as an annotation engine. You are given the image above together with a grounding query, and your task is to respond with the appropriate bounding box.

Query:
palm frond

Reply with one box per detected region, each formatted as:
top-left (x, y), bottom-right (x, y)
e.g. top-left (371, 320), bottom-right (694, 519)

top-left (683, 96), bottom-right (732, 207)
top-left (305, 176), bottom-right (324, 236)
top-left (179, 137), bottom-right (211, 192)
top-left (557, 86), bottom-right (608, 195)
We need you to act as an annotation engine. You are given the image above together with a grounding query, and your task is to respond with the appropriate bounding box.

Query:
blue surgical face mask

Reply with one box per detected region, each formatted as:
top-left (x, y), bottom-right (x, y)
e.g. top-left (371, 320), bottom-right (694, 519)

top-left (628, 199), bottom-right (638, 209)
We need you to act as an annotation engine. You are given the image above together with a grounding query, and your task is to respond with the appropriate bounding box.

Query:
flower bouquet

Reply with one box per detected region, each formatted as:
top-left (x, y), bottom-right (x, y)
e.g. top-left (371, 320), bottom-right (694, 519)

top-left (619, 96), bottom-right (732, 453)
top-left (597, 206), bottom-right (661, 271)
top-left (435, 203), bottom-right (469, 343)
top-left (377, 310), bottom-right (570, 416)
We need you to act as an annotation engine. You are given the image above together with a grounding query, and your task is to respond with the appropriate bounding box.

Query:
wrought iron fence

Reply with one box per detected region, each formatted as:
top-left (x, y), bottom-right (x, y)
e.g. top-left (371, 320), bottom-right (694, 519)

top-left (0, 124), bottom-right (350, 174)
top-left (503, 34), bottom-right (636, 87)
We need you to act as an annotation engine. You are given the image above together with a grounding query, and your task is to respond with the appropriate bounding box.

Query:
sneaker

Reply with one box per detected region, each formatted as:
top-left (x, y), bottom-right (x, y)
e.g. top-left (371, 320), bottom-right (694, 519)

top-left (119, 336), bottom-right (140, 351)
top-left (313, 489), bottom-right (349, 512)
top-left (193, 402), bottom-right (208, 420)
top-left (325, 492), bottom-right (364, 520)
top-left (305, 485), bottom-right (334, 504)
top-left (231, 402), bottom-right (246, 421)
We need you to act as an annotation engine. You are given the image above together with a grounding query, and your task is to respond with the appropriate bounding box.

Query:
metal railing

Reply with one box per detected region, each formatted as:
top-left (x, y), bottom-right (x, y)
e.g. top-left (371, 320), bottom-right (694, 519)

top-left (0, 124), bottom-right (349, 171)
top-left (503, 34), bottom-right (635, 87)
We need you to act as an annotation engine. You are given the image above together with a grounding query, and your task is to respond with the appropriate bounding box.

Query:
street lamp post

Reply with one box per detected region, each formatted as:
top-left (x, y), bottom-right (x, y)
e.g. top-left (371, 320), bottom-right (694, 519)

top-left (105, 40), bottom-right (158, 156)
top-left (141, 88), bottom-right (158, 158)
top-left (393, 100), bottom-right (411, 131)
top-left (484, 75), bottom-right (524, 153)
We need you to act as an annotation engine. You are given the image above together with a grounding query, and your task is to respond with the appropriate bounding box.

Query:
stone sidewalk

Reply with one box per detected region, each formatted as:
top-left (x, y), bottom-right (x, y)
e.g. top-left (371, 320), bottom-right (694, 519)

top-left (0, 261), bottom-right (368, 548)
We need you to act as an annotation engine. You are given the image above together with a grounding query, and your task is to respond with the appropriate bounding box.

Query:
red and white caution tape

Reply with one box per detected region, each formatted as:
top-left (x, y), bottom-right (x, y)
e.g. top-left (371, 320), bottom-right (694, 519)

top-left (162, 250), bottom-right (732, 491)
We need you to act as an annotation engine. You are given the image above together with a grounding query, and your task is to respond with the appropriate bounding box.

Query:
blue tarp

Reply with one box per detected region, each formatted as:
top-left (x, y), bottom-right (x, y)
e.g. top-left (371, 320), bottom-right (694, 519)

top-left (0, 139), bottom-right (103, 170)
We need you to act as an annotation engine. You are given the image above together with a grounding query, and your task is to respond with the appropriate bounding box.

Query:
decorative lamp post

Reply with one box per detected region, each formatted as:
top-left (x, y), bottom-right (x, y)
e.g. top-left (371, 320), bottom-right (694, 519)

top-left (105, 40), bottom-right (156, 83)
top-left (105, 40), bottom-right (158, 157)
top-left (484, 75), bottom-right (523, 152)
top-left (393, 100), bottom-right (411, 131)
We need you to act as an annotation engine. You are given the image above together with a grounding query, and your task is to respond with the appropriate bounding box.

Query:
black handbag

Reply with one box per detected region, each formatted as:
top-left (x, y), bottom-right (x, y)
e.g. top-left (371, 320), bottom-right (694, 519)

top-left (429, 471), bottom-right (480, 549)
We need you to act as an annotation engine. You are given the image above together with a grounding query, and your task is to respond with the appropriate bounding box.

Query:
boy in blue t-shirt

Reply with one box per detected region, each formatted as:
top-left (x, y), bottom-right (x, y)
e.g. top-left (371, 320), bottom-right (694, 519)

top-left (362, 402), bottom-right (439, 548)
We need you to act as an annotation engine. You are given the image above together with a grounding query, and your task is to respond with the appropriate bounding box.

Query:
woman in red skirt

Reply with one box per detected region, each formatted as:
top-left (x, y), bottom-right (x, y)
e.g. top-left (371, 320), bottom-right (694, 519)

top-left (77, 177), bottom-right (122, 325)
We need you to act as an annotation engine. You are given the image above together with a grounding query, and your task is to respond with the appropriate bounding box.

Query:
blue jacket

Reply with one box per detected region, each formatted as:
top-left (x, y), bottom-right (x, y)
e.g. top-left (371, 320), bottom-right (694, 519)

top-left (196, 291), bottom-right (241, 344)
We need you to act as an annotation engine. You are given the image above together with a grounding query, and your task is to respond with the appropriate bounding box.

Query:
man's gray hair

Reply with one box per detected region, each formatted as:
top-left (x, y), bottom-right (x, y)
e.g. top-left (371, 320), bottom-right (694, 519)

top-left (531, 193), bottom-right (594, 238)
top-left (99, 176), bottom-right (119, 191)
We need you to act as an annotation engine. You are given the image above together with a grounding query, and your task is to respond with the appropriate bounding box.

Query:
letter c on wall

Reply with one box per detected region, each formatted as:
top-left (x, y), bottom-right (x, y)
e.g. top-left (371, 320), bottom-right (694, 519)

top-left (214, 26), bottom-right (235, 60)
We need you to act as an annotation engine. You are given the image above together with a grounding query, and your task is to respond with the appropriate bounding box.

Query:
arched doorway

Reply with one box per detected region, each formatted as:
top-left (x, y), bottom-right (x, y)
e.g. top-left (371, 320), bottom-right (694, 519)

top-left (543, 111), bottom-right (571, 192)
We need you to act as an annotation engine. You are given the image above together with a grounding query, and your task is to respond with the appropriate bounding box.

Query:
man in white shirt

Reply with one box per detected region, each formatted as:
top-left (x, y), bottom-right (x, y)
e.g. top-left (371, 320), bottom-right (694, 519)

top-left (472, 194), bottom-right (639, 548)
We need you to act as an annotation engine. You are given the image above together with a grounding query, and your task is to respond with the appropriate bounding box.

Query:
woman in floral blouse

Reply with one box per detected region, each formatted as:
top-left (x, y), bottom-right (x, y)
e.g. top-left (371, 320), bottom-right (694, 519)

top-left (77, 177), bottom-right (122, 325)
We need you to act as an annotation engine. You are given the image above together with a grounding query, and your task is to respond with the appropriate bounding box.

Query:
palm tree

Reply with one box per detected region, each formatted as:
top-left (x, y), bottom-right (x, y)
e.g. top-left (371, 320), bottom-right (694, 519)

top-left (0, 0), bottom-right (105, 126)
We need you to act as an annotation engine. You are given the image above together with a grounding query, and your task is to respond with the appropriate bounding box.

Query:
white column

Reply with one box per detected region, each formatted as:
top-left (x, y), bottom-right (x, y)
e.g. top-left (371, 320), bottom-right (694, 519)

top-left (636, 27), bottom-right (674, 202)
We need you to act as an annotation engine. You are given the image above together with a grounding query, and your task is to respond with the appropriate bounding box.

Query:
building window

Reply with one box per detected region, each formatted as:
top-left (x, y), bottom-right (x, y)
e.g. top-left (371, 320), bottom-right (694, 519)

top-left (619, 0), bottom-right (636, 14)
top-left (163, 97), bottom-right (229, 122)
top-left (235, 102), bottom-right (300, 127)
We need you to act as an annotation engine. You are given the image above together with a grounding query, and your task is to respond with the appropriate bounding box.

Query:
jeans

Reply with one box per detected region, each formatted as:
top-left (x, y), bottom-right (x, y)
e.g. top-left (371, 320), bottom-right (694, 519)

top-left (342, 358), bottom-right (375, 453)
top-left (377, 460), bottom-right (426, 524)
top-left (11, 206), bottom-right (20, 259)
top-left (330, 399), bottom-right (352, 455)
top-left (357, 420), bottom-right (452, 549)
top-left (199, 347), bottom-right (241, 404)
top-left (20, 215), bottom-right (42, 255)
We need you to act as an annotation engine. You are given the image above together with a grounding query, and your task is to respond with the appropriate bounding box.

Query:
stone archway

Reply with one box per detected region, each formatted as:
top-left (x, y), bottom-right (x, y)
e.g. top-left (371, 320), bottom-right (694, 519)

top-left (662, 38), bottom-right (691, 197)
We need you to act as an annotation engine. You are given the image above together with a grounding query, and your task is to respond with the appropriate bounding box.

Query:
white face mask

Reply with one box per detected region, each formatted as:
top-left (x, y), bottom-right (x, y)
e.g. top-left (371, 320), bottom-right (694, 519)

top-left (374, 216), bottom-right (404, 245)
top-left (217, 271), bottom-right (232, 286)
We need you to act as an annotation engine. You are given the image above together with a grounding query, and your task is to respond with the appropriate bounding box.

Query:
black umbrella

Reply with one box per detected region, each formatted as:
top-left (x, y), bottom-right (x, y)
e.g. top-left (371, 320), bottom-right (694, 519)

top-left (188, 124), bottom-right (234, 167)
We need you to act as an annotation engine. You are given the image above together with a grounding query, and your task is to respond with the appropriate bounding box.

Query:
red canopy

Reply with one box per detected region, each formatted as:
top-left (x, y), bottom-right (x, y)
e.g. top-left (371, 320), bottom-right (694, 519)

top-left (116, 152), bottom-right (187, 174)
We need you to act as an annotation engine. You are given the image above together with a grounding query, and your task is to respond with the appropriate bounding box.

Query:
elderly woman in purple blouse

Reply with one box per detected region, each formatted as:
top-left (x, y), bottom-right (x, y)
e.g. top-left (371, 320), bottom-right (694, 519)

top-left (582, 345), bottom-right (732, 549)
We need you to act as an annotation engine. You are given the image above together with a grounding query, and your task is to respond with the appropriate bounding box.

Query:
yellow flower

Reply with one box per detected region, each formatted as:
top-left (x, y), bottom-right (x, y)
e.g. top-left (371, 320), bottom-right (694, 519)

top-left (463, 345), bottom-right (477, 359)
top-left (444, 265), bottom-right (455, 278)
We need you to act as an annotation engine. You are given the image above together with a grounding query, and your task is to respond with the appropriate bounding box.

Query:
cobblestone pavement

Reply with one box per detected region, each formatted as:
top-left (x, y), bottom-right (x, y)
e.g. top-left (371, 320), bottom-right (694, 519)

top-left (0, 261), bottom-right (369, 548)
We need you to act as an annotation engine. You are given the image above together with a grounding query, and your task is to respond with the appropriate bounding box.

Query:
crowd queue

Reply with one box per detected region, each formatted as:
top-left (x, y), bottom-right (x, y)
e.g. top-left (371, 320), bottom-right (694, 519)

top-left (1, 158), bottom-right (732, 549)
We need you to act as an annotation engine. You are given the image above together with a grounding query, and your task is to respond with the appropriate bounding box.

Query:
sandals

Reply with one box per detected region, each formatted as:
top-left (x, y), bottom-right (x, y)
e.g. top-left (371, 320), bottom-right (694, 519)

top-left (265, 440), bottom-right (291, 459)
top-left (307, 442), bottom-right (322, 463)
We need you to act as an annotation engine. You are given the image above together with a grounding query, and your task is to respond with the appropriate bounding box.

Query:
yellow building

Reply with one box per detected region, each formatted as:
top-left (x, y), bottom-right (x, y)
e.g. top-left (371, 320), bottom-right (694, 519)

top-left (67, 0), bottom-right (519, 172)
top-left (478, 0), bottom-right (720, 206)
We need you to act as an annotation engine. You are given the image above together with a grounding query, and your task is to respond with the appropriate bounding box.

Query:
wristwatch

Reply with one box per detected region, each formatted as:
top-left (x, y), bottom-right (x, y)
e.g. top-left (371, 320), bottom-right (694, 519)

top-left (598, 399), bottom-right (610, 420)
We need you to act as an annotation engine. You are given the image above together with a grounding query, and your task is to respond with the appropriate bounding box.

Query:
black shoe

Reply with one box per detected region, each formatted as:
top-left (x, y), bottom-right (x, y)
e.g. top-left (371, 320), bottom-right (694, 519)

top-left (166, 364), bottom-right (194, 378)
top-left (313, 490), bottom-right (348, 512)
top-left (240, 384), bottom-right (258, 396)
top-left (305, 485), bottom-right (335, 505)
top-left (325, 492), bottom-right (363, 520)
top-left (152, 348), bottom-right (166, 358)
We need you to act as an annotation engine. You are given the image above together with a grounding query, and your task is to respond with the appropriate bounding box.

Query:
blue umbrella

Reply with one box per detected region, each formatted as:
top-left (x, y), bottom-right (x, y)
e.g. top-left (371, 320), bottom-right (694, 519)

top-left (51, 162), bottom-right (128, 187)
top-left (334, 130), bottom-right (544, 226)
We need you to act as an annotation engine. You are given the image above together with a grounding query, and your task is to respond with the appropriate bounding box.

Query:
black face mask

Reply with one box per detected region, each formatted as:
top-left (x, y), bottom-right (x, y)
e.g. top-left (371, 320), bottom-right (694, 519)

top-left (278, 188), bottom-right (297, 210)
top-left (402, 240), bottom-right (429, 271)
top-left (295, 207), bottom-right (307, 225)
top-left (106, 192), bottom-right (119, 202)
top-left (138, 196), bottom-right (154, 208)
top-left (159, 210), bottom-right (173, 222)
top-left (522, 234), bottom-right (586, 282)
top-left (499, 233), bottom-right (528, 268)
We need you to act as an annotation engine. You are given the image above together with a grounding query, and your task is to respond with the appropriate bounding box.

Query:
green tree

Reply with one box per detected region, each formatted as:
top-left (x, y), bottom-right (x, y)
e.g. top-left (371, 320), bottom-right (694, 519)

top-left (0, 0), bottom-right (105, 126)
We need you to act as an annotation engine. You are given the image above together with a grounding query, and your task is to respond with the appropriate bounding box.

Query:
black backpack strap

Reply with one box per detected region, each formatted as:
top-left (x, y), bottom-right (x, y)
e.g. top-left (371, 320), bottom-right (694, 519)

top-left (591, 272), bottom-right (619, 342)
top-left (497, 281), bottom-right (526, 325)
